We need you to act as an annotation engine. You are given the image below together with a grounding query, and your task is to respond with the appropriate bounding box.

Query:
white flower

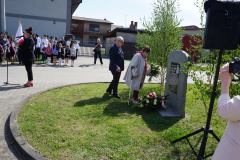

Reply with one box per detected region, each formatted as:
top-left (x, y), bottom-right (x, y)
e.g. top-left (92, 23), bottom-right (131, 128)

top-left (153, 92), bottom-right (157, 97)
top-left (147, 95), bottom-right (150, 98)
top-left (153, 99), bottom-right (157, 105)
top-left (140, 98), bottom-right (143, 101)
top-left (146, 100), bottom-right (149, 104)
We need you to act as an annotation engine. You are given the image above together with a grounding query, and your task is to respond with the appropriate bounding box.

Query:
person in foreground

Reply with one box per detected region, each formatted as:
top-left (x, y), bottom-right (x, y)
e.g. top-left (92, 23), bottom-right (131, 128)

top-left (212, 63), bottom-right (240, 160)
top-left (19, 27), bottom-right (35, 87)
top-left (106, 36), bottom-right (124, 98)
top-left (123, 46), bottom-right (151, 104)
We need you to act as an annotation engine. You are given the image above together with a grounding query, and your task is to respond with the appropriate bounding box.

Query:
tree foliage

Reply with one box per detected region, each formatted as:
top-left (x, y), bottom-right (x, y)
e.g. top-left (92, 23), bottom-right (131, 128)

top-left (136, 0), bottom-right (183, 93)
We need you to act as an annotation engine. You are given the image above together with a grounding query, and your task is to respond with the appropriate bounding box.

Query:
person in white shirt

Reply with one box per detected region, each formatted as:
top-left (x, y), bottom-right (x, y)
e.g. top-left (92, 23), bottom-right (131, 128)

top-left (66, 38), bottom-right (72, 47)
top-left (74, 41), bottom-right (79, 60)
top-left (70, 43), bottom-right (76, 67)
top-left (41, 35), bottom-right (49, 48)
top-left (35, 34), bottom-right (41, 60)
top-left (212, 63), bottom-right (240, 160)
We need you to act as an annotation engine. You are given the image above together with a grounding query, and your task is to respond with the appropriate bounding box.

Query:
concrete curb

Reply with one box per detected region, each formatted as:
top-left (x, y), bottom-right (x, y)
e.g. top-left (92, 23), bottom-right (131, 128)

top-left (8, 82), bottom-right (100, 160)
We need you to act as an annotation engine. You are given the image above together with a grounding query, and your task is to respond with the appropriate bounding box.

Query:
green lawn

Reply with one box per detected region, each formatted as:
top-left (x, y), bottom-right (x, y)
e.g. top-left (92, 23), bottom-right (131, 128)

top-left (18, 83), bottom-right (227, 160)
top-left (101, 49), bottom-right (105, 54)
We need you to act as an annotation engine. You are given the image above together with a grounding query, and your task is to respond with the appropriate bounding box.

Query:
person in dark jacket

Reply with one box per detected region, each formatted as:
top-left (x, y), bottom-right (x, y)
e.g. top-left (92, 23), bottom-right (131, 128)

top-left (19, 27), bottom-right (35, 87)
top-left (94, 38), bottom-right (103, 65)
top-left (57, 43), bottom-right (64, 66)
top-left (106, 36), bottom-right (124, 98)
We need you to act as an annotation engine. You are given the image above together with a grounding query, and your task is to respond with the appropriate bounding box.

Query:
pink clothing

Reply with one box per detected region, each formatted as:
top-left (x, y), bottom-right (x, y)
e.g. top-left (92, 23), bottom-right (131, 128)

top-left (46, 47), bottom-right (52, 55)
top-left (212, 94), bottom-right (240, 160)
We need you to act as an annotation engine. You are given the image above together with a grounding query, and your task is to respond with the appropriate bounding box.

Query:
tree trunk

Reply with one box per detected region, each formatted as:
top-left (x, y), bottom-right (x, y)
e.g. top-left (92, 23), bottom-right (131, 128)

top-left (160, 31), bottom-right (166, 94)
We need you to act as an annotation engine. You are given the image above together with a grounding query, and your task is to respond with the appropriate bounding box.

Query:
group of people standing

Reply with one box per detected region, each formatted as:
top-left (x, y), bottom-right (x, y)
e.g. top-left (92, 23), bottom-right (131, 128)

top-left (106, 36), bottom-right (151, 103)
top-left (33, 36), bottom-right (79, 67)
top-left (43, 39), bottom-right (78, 67)
top-left (0, 32), bottom-right (80, 67)
top-left (0, 32), bottom-right (17, 65)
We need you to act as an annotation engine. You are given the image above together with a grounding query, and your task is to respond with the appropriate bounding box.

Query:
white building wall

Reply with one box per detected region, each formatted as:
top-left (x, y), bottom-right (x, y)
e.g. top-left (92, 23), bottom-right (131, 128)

top-left (7, 17), bottom-right (66, 39)
top-left (6, 0), bottom-right (67, 19)
top-left (4, 0), bottom-right (69, 38)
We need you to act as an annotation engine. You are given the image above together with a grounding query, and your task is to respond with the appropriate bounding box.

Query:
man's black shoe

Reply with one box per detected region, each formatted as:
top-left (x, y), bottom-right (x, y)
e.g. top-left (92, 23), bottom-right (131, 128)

top-left (113, 94), bottom-right (121, 99)
top-left (106, 89), bottom-right (112, 94)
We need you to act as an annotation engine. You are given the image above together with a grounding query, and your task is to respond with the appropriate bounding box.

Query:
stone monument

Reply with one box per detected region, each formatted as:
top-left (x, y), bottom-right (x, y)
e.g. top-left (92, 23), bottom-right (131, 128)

top-left (158, 50), bottom-right (189, 118)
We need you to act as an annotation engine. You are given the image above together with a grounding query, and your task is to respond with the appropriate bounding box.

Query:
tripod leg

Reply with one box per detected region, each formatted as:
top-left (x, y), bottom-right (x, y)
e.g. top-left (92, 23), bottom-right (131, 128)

top-left (197, 130), bottom-right (208, 159)
top-left (7, 59), bottom-right (8, 84)
top-left (171, 127), bottom-right (204, 144)
top-left (197, 49), bottom-right (224, 159)
top-left (186, 137), bottom-right (198, 157)
top-left (210, 130), bottom-right (220, 142)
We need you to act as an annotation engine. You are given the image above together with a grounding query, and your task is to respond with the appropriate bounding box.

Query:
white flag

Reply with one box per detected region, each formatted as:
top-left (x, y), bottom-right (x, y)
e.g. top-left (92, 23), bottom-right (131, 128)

top-left (15, 21), bottom-right (23, 43)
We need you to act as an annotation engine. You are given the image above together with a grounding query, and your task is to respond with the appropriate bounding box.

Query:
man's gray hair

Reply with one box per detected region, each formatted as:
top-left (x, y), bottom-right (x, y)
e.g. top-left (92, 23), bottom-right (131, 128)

top-left (116, 36), bottom-right (124, 42)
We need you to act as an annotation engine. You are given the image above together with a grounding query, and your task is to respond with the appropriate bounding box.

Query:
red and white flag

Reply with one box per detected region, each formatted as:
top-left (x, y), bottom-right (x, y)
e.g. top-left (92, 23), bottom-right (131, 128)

top-left (15, 20), bottom-right (24, 44)
top-left (14, 20), bottom-right (24, 58)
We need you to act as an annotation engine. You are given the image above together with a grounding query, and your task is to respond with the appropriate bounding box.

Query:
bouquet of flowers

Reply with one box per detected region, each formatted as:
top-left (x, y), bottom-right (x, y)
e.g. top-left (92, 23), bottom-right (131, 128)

top-left (148, 63), bottom-right (161, 82)
top-left (139, 92), bottom-right (167, 111)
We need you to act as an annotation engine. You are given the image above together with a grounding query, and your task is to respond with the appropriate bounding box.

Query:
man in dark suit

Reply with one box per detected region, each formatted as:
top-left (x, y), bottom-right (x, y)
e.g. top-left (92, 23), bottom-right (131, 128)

top-left (106, 36), bottom-right (124, 98)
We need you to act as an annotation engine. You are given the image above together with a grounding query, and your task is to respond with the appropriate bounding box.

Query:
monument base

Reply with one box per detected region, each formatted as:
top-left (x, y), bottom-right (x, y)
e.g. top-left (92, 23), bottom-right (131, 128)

top-left (158, 105), bottom-right (182, 118)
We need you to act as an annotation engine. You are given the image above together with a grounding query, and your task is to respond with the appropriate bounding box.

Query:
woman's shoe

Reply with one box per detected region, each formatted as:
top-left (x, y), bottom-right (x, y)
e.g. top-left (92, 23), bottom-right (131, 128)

top-left (24, 82), bottom-right (33, 87)
top-left (132, 100), bottom-right (140, 105)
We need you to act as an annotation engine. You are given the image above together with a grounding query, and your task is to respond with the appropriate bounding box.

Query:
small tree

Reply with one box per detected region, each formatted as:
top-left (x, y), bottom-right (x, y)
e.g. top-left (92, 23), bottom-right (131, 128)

top-left (136, 0), bottom-right (183, 94)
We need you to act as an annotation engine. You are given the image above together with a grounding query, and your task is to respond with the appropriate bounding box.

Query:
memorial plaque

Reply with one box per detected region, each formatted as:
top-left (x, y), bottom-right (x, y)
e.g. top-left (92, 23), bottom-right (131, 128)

top-left (169, 62), bottom-right (180, 94)
top-left (158, 50), bottom-right (189, 118)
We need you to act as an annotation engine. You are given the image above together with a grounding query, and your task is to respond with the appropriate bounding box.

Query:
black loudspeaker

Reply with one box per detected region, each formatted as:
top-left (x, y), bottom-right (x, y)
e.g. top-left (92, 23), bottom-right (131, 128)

top-left (203, 0), bottom-right (240, 50)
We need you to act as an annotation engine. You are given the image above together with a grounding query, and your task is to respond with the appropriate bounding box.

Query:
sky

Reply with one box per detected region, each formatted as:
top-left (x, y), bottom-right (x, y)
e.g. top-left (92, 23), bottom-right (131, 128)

top-left (73, 0), bottom-right (202, 29)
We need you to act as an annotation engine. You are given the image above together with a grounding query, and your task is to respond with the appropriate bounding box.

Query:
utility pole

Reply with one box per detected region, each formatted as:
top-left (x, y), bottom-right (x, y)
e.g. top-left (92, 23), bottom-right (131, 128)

top-left (1, 0), bottom-right (6, 33)
top-left (0, 0), bottom-right (6, 33)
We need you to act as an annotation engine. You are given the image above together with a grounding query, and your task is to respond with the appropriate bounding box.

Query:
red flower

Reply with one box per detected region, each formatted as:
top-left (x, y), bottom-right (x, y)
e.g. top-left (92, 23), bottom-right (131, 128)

top-left (151, 63), bottom-right (153, 66)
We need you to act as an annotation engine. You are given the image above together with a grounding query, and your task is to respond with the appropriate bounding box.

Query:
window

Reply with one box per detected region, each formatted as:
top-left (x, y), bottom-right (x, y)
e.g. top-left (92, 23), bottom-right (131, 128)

top-left (89, 24), bottom-right (100, 32)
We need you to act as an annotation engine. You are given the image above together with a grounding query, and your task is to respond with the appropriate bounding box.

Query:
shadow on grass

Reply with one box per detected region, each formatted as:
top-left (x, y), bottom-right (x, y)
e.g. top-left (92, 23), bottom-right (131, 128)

top-left (103, 101), bottom-right (181, 132)
top-left (74, 93), bottom-right (113, 107)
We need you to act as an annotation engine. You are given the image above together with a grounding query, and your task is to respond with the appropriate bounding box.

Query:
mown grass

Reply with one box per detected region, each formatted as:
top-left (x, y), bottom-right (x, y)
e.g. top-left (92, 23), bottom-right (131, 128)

top-left (18, 83), bottom-right (227, 160)
top-left (101, 49), bottom-right (106, 54)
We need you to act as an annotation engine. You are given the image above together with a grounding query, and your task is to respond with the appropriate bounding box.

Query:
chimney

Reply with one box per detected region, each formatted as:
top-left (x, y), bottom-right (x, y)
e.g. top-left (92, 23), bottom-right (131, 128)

top-left (134, 22), bottom-right (138, 29)
top-left (130, 21), bottom-right (134, 29)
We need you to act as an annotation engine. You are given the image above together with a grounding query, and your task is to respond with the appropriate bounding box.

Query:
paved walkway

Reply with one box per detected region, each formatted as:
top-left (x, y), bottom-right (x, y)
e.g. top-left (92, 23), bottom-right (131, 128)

top-left (0, 55), bottom-right (208, 159)
top-left (78, 46), bottom-right (95, 56)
